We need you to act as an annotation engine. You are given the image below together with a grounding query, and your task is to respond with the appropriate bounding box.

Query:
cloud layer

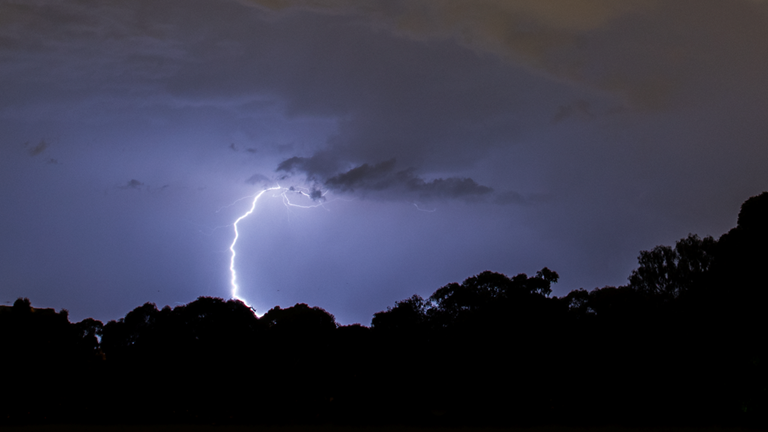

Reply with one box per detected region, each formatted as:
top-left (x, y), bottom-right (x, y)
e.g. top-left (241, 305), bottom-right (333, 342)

top-left (278, 157), bottom-right (493, 202)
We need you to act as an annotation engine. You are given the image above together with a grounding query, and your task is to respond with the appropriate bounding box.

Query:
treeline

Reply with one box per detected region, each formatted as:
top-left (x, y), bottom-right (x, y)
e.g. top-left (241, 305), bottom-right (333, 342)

top-left (2, 192), bottom-right (768, 426)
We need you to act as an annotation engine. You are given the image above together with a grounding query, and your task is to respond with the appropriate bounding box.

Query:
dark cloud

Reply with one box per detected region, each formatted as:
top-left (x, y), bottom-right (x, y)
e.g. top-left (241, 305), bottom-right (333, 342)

top-left (276, 153), bottom-right (345, 179)
top-left (241, 0), bottom-right (666, 108)
top-left (26, 140), bottom-right (49, 157)
top-left (284, 185), bottom-right (325, 202)
top-left (308, 187), bottom-right (324, 201)
top-left (284, 185), bottom-right (322, 201)
top-left (240, 0), bottom-right (768, 114)
top-left (120, 179), bottom-right (145, 190)
top-left (283, 158), bottom-right (493, 202)
top-left (117, 180), bottom-right (171, 192)
top-left (325, 159), bottom-right (399, 192)
top-left (276, 156), bottom-right (305, 173)
top-left (229, 143), bottom-right (258, 153)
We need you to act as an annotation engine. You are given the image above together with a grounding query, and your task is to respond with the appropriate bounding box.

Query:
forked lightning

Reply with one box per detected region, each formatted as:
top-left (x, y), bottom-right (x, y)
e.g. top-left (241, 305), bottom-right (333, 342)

top-left (228, 185), bottom-right (327, 312)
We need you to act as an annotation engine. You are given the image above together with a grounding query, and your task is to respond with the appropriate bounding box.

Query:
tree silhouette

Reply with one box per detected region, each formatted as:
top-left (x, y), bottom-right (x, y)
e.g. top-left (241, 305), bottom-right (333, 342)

top-left (11, 297), bottom-right (32, 313)
top-left (262, 303), bottom-right (337, 334)
top-left (427, 268), bottom-right (559, 329)
top-left (73, 317), bottom-right (104, 359)
top-left (706, 192), bottom-right (768, 419)
top-left (712, 191), bottom-right (768, 303)
top-left (371, 294), bottom-right (428, 332)
top-left (627, 233), bottom-right (715, 299)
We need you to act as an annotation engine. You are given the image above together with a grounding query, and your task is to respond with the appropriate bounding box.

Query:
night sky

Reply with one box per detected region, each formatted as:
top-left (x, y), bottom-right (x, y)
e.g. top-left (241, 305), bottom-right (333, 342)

top-left (2, 0), bottom-right (768, 325)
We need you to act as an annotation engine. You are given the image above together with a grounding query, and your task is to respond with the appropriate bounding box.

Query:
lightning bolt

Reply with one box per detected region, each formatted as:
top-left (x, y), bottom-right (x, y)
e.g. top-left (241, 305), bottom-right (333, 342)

top-left (280, 187), bottom-right (330, 210)
top-left (228, 185), bottom-right (429, 312)
top-left (228, 185), bottom-right (282, 308)
top-left (413, 202), bottom-right (437, 212)
top-left (227, 184), bottom-right (329, 312)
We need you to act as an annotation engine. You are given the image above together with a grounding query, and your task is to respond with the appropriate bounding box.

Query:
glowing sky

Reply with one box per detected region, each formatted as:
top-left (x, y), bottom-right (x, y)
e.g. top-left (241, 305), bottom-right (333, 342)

top-left (2, 0), bottom-right (768, 324)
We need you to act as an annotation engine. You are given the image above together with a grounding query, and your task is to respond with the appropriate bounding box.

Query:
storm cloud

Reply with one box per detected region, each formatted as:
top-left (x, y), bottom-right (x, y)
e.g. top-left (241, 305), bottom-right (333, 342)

top-left (280, 158), bottom-right (493, 202)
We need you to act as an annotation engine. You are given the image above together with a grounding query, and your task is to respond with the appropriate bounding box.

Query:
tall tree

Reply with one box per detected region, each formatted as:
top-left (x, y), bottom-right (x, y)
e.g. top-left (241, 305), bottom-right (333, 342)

top-left (627, 233), bottom-right (715, 299)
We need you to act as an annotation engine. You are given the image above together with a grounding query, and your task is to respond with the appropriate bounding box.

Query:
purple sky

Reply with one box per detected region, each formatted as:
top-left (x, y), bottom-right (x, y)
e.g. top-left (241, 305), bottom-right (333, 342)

top-left (2, 0), bottom-right (768, 325)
